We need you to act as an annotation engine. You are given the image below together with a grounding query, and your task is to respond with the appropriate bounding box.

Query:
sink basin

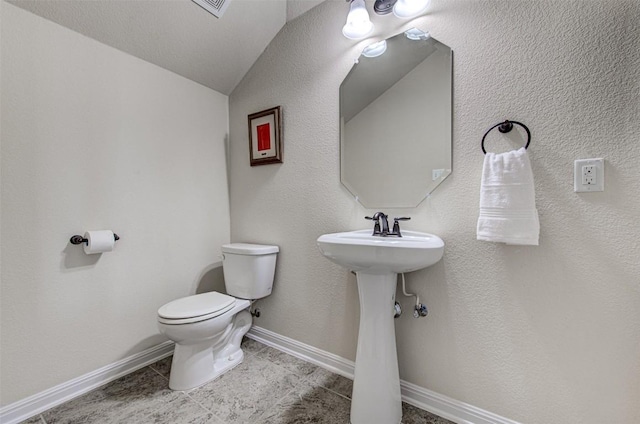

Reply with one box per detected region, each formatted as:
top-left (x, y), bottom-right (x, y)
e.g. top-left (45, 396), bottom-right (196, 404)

top-left (317, 229), bottom-right (444, 274)
top-left (316, 229), bottom-right (444, 424)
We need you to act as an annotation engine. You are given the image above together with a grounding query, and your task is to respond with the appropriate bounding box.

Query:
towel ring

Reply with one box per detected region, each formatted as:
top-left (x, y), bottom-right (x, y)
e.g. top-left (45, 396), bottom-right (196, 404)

top-left (481, 120), bottom-right (531, 154)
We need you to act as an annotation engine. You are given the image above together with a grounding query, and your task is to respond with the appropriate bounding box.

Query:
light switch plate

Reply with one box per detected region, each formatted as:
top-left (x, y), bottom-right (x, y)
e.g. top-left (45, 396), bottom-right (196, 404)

top-left (574, 158), bottom-right (604, 192)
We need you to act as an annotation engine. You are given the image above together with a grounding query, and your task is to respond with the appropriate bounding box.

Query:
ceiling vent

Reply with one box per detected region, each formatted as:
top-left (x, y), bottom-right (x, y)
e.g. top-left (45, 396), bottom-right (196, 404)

top-left (191, 0), bottom-right (232, 18)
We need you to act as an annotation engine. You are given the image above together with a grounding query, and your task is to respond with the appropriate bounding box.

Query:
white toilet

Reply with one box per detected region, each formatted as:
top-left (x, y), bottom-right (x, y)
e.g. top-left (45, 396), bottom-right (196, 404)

top-left (157, 243), bottom-right (279, 391)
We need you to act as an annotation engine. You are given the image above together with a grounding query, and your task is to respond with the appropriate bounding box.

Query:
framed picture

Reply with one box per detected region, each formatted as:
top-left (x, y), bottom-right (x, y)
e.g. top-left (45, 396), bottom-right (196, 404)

top-left (248, 106), bottom-right (282, 166)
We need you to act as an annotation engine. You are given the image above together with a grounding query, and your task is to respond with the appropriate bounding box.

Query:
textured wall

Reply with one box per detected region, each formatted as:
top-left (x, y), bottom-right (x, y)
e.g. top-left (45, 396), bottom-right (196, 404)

top-left (229, 1), bottom-right (640, 422)
top-left (1, 4), bottom-right (230, 405)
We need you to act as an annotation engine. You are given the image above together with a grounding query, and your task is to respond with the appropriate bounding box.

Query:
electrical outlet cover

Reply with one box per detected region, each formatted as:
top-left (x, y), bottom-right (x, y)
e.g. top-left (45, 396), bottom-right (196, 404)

top-left (432, 169), bottom-right (445, 181)
top-left (574, 158), bottom-right (604, 192)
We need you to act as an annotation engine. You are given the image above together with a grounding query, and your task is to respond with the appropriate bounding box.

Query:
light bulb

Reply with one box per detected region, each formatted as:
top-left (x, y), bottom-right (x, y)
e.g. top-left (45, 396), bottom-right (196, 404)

top-left (342, 0), bottom-right (374, 40)
top-left (393, 0), bottom-right (430, 19)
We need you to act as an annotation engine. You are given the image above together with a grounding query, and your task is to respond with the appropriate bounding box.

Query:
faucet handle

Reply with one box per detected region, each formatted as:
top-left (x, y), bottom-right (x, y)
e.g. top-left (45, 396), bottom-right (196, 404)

top-left (393, 217), bottom-right (411, 222)
top-left (391, 217), bottom-right (411, 237)
top-left (365, 215), bottom-right (381, 234)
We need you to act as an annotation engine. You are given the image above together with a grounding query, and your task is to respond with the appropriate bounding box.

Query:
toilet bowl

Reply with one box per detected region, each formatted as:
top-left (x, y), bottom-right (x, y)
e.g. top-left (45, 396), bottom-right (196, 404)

top-left (157, 243), bottom-right (278, 391)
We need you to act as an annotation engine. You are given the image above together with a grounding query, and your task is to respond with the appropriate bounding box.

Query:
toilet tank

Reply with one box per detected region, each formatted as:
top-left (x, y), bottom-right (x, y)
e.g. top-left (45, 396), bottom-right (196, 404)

top-left (221, 243), bottom-right (279, 300)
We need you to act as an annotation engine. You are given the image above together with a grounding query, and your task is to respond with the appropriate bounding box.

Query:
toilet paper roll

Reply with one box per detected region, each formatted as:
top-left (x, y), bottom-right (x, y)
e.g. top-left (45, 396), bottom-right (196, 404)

top-left (83, 230), bottom-right (115, 254)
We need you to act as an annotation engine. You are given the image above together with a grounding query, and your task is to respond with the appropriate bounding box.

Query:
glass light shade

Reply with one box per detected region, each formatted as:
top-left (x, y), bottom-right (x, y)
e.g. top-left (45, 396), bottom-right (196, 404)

top-left (404, 28), bottom-right (430, 40)
top-left (362, 40), bottom-right (387, 57)
top-left (342, 0), bottom-right (374, 40)
top-left (393, 0), bottom-right (430, 18)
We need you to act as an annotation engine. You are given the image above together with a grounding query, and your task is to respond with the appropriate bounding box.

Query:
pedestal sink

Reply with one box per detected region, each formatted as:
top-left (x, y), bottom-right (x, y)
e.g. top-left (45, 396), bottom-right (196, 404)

top-left (316, 230), bottom-right (444, 424)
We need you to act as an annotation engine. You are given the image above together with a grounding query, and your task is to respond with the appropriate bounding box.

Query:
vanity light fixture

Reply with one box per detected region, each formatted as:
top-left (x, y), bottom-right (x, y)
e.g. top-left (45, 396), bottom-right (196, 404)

top-left (342, 0), bottom-right (374, 40)
top-left (404, 28), bottom-right (430, 40)
top-left (393, 0), bottom-right (431, 19)
top-left (362, 40), bottom-right (387, 57)
top-left (373, 0), bottom-right (397, 15)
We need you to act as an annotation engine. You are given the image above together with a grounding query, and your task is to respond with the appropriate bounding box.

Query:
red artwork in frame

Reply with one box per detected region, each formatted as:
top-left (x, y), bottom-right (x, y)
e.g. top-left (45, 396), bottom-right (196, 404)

top-left (248, 106), bottom-right (282, 166)
top-left (256, 123), bottom-right (271, 151)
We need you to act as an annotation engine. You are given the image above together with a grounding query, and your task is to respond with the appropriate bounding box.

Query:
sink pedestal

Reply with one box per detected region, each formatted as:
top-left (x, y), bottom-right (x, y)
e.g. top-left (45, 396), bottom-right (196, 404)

top-left (316, 229), bottom-right (444, 424)
top-left (351, 272), bottom-right (402, 424)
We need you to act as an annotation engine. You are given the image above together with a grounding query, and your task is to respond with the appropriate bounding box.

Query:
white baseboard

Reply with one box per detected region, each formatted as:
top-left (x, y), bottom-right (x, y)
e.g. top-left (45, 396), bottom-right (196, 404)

top-left (399, 380), bottom-right (521, 424)
top-left (247, 326), bottom-right (520, 424)
top-left (247, 324), bottom-right (356, 380)
top-left (0, 341), bottom-right (175, 424)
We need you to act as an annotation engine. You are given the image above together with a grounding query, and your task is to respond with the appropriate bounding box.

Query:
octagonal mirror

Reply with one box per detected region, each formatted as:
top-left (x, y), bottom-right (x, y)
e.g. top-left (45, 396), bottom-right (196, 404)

top-left (340, 29), bottom-right (452, 208)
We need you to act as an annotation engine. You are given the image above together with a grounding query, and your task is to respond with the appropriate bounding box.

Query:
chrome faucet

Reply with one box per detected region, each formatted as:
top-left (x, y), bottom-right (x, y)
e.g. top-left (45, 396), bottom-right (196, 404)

top-left (365, 213), bottom-right (411, 237)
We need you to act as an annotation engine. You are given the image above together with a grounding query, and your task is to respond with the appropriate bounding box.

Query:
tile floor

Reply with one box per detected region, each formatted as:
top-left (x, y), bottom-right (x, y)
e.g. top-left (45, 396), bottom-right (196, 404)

top-left (21, 338), bottom-right (454, 424)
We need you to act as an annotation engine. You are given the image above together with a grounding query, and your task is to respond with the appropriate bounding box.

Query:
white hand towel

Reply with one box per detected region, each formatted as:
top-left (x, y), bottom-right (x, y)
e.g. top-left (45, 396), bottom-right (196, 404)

top-left (477, 147), bottom-right (539, 245)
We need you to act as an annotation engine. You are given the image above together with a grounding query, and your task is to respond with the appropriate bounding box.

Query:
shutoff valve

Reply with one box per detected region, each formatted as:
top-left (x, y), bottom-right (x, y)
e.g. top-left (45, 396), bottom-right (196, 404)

top-left (413, 303), bottom-right (428, 318)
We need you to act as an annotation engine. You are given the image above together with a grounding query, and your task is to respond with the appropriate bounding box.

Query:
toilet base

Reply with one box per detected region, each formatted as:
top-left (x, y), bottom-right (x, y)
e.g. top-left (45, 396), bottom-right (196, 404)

top-left (168, 309), bottom-right (252, 391)
top-left (170, 347), bottom-right (245, 391)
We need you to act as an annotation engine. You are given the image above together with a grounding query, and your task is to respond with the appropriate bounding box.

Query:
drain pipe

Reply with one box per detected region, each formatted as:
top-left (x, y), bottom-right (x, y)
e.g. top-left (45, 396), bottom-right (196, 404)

top-left (400, 273), bottom-right (428, 318)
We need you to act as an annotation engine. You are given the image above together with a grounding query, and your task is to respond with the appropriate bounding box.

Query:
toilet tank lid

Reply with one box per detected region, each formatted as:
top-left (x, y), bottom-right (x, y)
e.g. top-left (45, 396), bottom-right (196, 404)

top-left (222, 243), bottom-right (279, 255)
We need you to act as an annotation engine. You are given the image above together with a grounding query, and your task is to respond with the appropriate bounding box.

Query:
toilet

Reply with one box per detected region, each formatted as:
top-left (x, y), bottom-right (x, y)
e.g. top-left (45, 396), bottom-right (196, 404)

top-left (157, 243), bottom-right (279, 391)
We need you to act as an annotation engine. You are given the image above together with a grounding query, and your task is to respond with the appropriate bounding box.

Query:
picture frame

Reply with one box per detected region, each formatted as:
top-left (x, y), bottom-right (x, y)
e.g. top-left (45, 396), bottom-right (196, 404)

top-left (248, 106), bottom-right (282, 166)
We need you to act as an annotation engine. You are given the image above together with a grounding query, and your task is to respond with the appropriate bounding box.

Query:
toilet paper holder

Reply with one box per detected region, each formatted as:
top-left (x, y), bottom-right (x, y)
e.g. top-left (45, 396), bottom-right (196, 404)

top-left (70, 233), bottom-right (120, 245)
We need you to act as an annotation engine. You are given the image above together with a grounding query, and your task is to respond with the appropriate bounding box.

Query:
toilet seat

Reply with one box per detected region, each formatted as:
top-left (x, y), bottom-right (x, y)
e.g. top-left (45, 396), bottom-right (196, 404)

top-left (158, 292), bottom-right (236, 325)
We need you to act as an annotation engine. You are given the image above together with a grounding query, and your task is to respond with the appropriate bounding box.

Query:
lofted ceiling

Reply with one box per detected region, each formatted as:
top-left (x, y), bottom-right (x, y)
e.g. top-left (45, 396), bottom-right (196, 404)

top-left (7, 0), bottom-right (325, 95)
